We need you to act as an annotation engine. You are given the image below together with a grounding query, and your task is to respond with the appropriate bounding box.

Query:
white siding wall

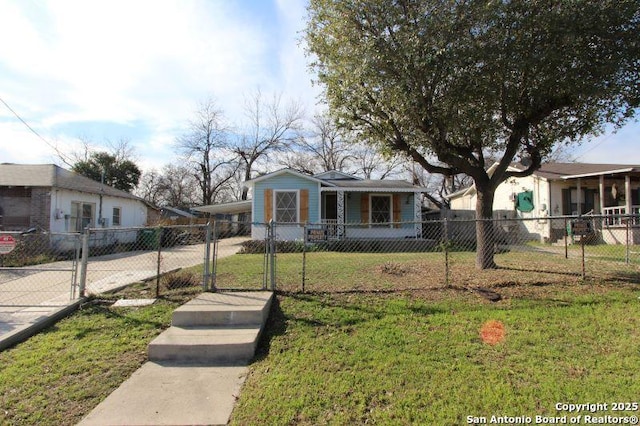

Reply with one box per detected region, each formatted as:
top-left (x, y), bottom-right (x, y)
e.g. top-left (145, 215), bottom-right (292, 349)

top-left (449, 175), bottom-right (554, 241)
top-left (49, 189), bottom-right (147, 233)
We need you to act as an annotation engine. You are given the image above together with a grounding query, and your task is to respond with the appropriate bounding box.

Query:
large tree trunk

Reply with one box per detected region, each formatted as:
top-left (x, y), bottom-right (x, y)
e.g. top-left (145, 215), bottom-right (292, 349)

top-left (475, 187), bottom-right (497, 269)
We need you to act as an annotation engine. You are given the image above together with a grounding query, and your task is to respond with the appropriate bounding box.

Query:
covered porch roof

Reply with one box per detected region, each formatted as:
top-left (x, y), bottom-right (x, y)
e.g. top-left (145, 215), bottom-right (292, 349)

top-left (193, 200), bottom-right (252, 215)
top-left (320, 180), bottom-right (428, 193)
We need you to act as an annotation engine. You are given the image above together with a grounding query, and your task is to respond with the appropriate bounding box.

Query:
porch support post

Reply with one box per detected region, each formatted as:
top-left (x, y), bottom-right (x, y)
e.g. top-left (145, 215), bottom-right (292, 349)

top-left (336, 190), bottom-right (345, 239)
top-left (577, 178), bottom-right (582, 216)
top-left (414, 192), bottom-right (422, 238)
top-left (625, 174), bottom-right (632, 216)
top-left (599, 175), bottom-right (605, 214)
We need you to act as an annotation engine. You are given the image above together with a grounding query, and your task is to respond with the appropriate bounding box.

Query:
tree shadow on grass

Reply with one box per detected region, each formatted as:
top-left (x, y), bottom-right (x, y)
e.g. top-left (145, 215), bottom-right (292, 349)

top-left (495, 265), bottom-right (583, 278)
top-left (67, 299), bottom-right (170, 340)
top-left (496, 263), bottom-right (640, 285)
top-left (601, 270), bottom-right (640, 284)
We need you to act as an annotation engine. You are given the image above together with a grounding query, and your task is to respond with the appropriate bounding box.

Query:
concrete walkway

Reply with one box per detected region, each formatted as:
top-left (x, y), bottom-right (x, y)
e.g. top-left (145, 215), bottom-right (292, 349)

top-left (78, 291), bottom-right (273, 426)
top-left (0, 236), bottom-right (249, 351)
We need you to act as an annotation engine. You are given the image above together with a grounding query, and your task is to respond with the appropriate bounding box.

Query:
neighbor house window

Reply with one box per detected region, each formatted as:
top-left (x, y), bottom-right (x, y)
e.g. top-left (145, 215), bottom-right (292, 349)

top-left (370, 195), bottom-right (392, 226)
top-left (112, 207), bottom-right (121, 226)
top-left (562, 188), bottom-right (595, 215)
top-left (70, 202), bottom-right (95, 231)
top-left (275, 191), bottom-right (298, 223)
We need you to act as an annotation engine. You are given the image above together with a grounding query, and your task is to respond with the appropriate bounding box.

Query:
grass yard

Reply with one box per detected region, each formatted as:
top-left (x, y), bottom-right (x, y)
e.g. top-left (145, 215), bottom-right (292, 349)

top-left (0, 284), bottom-right (202, 426)
top-left (231, 289), bottom-right (640, 424)
top-left (1, 250), bottom-right (639, 425)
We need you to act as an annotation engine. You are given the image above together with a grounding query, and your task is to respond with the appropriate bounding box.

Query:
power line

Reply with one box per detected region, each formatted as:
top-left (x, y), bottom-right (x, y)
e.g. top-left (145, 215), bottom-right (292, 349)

top-left (572, 133), bottom-right (615, 161)
top-left (0, 95), bottom-right (73, 163)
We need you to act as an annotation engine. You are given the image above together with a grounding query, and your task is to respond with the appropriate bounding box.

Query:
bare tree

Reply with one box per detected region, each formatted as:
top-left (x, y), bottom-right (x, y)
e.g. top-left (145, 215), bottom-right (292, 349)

top-left (295, 112), bottom-right (354, 173)
top-left (234, 89), bottom-right (305, 200)
top-left (136, 165), bottom-right (202, 209)
top-left (404, 162), bottom-right (473, 209)
top-left (175, 99), bottom-right (238, 205)
top-left (351, 142), bottom-right (404, 180)
top-left (157, 165), bottom-right (200, 209)
top-left (57, 137), bottom-right (138, 168)
top-left (278, 151), bottom-right (321, 175)
top-left (135, 169), bottom-right (164, 206)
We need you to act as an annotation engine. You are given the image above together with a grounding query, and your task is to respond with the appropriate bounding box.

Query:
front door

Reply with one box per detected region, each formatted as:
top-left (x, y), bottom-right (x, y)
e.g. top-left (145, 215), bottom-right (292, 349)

top-left (322, 193), bottom-right (337, 221)
top-left (322, 193), bottom-right (338, 238)
top-left (562, 188), bottom-right (595, 215)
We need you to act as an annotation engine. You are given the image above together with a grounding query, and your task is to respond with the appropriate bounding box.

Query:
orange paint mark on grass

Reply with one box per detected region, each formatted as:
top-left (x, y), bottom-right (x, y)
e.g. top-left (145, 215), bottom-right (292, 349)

top-left (480, 320), bottom-right (505, 345)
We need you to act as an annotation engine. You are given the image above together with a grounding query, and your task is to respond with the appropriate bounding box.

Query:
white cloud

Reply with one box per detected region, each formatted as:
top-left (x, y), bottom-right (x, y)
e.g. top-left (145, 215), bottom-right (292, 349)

top-left (0, 0), bottom-right (285, 169)
top-left (1, 0), bottom-right (636, 174)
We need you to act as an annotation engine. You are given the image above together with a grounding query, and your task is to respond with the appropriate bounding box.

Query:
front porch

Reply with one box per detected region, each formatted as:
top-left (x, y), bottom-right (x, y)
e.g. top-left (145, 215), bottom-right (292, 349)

top-left (600, 205), bottom-right (640, 245)
top-left (319, 187), bottom-right (424, 240)
top-left (558, 168), bottom-right (640, 245)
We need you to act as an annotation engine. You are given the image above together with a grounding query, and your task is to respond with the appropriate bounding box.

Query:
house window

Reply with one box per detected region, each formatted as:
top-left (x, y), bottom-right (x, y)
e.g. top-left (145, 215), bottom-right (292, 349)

top-left (370, 195), bottom-right (392, 226)
top-left (562, 189), bottom-right (595, 215)
top-left (70, 202), bottom-right (95, 231)
top-left (275, 191), bottom-right (298, 223)
top-left (112, 207), bottom-right (121, 226)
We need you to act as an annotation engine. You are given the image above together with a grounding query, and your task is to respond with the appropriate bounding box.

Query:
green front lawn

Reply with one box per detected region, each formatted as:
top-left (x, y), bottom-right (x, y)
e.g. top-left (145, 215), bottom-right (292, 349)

top-left (231, 289), bottom-right (640, 424)
top-left (1, 251), bottom-right (639, 425)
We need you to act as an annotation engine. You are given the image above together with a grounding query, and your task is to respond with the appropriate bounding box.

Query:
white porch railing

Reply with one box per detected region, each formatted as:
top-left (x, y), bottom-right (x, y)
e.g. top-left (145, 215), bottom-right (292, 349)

top-left (602, 205), bottom-right (640, 226)
top-left (321, 219), bottom-right (339, 239)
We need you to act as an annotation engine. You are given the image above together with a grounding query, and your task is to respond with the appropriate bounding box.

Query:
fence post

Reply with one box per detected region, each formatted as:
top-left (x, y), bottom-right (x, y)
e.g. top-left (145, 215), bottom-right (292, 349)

top-left (70, 234), bottom-right (81, 300)
top-left (203, 222), bottom-right (212, 291)
top-left (262, 223), bottom-right (269, 290)
top-left (564, 217), bottom-right (568, 259)
top-left (580, 232), bottom-right (586, 280)
top-left (269, 220), bottom-right (276, 291)
top-left (302, 224), bottom-right (307, 293)
top-left (212, 221), bottom-right (219, 291)
top-left (625, 218), bottom-right (630, 265)
top-left (443, 218), bottom-right (450, 288)
top-left (78, 229), bottom-right (89, 298)
top-left (155, 226), bottom-right (163, 298)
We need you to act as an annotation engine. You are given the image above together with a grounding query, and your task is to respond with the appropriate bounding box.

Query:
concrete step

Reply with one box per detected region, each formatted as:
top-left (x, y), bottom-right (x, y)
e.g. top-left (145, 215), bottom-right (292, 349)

top-left (148, 326), bottom-right (262, 365)
top-left (171, 291), bottom-right (272, 327)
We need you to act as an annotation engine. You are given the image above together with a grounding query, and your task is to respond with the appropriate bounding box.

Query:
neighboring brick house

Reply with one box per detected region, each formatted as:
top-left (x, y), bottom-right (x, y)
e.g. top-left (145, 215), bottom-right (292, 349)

top-left (0, 164), bottom-right (149, 233)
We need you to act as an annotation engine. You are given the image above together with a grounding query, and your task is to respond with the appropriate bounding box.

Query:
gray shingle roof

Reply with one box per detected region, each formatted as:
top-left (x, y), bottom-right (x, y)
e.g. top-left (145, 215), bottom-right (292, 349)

top-left (515, 162), bottom-right (640, 179)
top-left (0, 164), bottom-right (143, 201)
top-left (325, 179), bottom-right (419, 189)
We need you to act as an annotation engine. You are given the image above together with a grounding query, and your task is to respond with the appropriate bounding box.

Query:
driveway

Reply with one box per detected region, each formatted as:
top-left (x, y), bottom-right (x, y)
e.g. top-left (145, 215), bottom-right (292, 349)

top-left (0, 236), bottom-right (249, 349)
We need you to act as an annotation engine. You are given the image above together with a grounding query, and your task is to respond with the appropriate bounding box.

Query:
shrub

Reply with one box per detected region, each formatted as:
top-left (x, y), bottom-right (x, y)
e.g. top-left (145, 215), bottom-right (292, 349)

top-left (239, 240), bottom-right (323, 254)
top-left (162, 271), bottom-right (200, 290)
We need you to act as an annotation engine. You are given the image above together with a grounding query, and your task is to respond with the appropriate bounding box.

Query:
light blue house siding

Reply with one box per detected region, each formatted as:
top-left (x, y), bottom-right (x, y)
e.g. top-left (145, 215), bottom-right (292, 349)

top-left (401, 193), bottom-right (416, 223)
top-left (252, 174), bottom-right (320, 223)
top-left (345, 193), bottom-right (361, 223)
top-left (247, 169), bottom-right (425, 240)
top-left (345, 193), bottom-right (416, 224)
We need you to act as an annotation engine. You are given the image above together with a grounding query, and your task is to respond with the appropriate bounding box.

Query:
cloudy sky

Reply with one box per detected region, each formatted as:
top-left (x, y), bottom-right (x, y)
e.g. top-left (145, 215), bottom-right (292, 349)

top-left (0, 0), bottom-right (637, 174)
top-left (0, 0), bottom-right (321, 171)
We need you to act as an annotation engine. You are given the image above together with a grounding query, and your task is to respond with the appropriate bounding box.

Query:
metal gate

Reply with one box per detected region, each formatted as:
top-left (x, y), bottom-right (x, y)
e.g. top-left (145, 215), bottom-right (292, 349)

top-left (0, 232), bottom-right (82, 307)
top-left (206, 220), bottom-right (272, 291)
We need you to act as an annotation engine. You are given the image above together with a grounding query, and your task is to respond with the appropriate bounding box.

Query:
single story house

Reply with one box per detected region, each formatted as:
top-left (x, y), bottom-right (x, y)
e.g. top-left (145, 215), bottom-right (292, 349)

top-left (0, 164), bottom-right (149, 240)
top-left (446, 162), bottom-right (640, 244)
top-left (243, 169), bottom-right (429, 241)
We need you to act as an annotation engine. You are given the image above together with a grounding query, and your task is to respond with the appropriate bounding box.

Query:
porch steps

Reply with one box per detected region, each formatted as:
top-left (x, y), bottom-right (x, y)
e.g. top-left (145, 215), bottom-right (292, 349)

top-left (148, 291), bottom-right (273, 365)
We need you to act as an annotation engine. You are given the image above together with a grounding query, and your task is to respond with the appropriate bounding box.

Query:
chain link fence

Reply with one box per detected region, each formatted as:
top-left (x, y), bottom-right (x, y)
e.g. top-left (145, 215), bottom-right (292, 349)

top-left (237, 214), bottom-right (640, 293)
top-left (3, 214), bottom-right (638, 305)
top-left (0, 232), bottom-right (82, 307)
top-left (209, 220), bottom-right (271, 292)
top-left (0, 222), bottom-right (258, 311)
top-left (82, 224), bottom-right (215, 297)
